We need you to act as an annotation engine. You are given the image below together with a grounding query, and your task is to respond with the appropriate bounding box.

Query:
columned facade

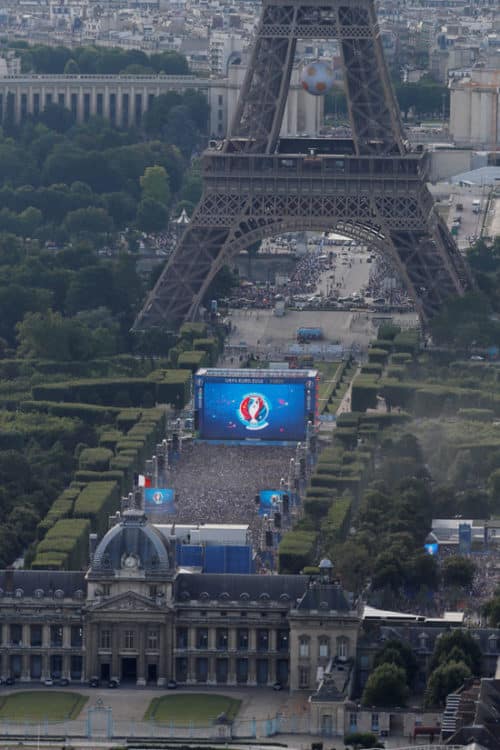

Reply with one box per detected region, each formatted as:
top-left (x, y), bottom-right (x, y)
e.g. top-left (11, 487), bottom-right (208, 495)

top-left (0, 70), bottom-right (322, 138)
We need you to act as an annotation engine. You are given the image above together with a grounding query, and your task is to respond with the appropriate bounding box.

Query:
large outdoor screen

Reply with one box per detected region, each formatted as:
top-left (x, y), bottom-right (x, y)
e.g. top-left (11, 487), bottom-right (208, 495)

top-left (195, 368), bottom-right (318, 442)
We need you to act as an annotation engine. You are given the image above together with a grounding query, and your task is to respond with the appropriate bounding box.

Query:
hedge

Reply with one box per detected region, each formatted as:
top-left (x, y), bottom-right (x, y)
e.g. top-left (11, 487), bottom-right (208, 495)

top-left (21, 400), bottom-right (119, 424)
top-left (377, 324), bottom-right (401, 341)
top-left (73, 481), bottom-right (120, 536)
top-left (179, 322), bottom-right (207, 342)
top-left (31, 551), bottom-right (69, 570)
top-left (324, 496), bottom-right (352, 542)
top-left (193, 337), bottom-right (220, 366)
top-left (393, 330), bottom-right (420, 354)
top-left (116, 409), bottom-right (143, 431)
top-left (303, 495), bottom-right (333, 521)
top-left (361, 363), bottom-right (383, 376)
top-left (99, 430), bottom-right (124, 450)
top-left (457, 408), bottom-right (495, 422)
top-left (368, 347), bottom-right (389, 365)
top-left (74, 470), bottom-right (126, 494)
top-left (351, 378), bottom-right (378, 412)
top-left (177, 350), bottom-right (207, 372)
top-left (33, 378), bottom-right (158, 407)
top-left (148, 369), bottom-right (192, 407)
top-left (35, 518), bottom-right (90, 569)
top-left (278, 530), bottom-right (317, 574)
top-left (79, 447), bottom-right (113, 472)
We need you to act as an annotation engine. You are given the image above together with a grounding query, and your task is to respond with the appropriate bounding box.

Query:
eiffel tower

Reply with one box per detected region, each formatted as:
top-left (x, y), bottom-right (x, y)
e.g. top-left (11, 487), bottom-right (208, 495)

top-left (133, 0), bottom-right (473, 331)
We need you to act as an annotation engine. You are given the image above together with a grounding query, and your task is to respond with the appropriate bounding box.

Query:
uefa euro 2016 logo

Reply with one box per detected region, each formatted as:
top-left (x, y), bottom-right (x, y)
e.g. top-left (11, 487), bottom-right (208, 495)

top-left (238, 393), bottom-right (270, 431)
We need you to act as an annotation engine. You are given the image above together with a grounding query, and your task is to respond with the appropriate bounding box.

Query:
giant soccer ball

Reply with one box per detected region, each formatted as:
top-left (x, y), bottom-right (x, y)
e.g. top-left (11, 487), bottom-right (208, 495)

top-left (300, 61), bottom-right (336, 96)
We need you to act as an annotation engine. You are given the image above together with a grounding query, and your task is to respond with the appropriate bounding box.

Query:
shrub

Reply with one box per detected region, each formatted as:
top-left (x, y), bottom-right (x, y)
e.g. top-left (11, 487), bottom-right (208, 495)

top-left (35, 518), bottom-right (90, 569)
top-left (177, 350), bottom-right (207, 372)
top-left (278, 530), bottom-right (317, 573)
top-left (351, 378), bottom-right (378, 412)
top-left (78, 447), bottom-right (113, 472)
top-left (367, 347), bottom-right (389, 365)
top-left (73, 481), bottom-right (120, 535)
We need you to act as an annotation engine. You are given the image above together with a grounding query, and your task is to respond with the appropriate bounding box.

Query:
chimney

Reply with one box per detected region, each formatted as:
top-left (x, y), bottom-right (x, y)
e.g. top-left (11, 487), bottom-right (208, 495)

top-left (88, 534), bottom-right (98, 564)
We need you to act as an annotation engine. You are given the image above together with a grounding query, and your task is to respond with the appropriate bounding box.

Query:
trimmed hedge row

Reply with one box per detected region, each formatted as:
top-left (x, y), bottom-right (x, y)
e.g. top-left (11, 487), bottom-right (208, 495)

top-left (278, 530), bottom-right (317, 574)
top-left (34, 518), bottom-right (90, 570)
top-left (73, 481), bottom-right (120, 536)
top-left (32, 370), bottom-right (192, 408)
top-left (79, 447), bottom-right (113, 472)
top-left (21, 400), bottom-right (119, 424)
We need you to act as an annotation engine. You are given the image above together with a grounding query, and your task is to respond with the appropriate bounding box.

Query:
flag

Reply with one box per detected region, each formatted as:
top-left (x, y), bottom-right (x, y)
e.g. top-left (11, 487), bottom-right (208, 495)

top-left (138, 474), bottom-right (152, 488)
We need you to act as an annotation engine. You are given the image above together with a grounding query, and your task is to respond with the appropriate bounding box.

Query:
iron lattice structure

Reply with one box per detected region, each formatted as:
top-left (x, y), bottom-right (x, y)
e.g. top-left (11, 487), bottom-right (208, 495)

top-left (134, 0), bottom-right (473, 330)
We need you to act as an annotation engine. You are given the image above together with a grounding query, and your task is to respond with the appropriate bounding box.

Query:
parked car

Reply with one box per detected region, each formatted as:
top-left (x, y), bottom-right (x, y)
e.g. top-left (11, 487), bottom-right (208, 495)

top-left (166, 680), bottom-right (178, 689)
top-left (272, 681), bottom-right (283, 691)
top-left (43, 678), bottom-right (54, 686)
top-left (5, 677), bottom-right (15, 686)
top-left (58, 678), bottom-right (70, 686)
top-left (88, 678), bottom-right (100, 688)
top-left (108, 679), bottom-right (119, 688)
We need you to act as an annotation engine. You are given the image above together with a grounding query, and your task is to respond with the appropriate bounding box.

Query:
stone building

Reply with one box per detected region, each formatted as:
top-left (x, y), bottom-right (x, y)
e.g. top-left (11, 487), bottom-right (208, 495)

top-left (0, 65), bottom-right (322, 138)
top-left (0, 510), bottom-right (358, 689)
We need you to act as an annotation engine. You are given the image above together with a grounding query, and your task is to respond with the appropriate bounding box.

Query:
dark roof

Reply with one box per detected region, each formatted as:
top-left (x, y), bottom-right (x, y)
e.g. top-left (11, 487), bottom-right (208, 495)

top-left (296, 582), bottom-right (352, 613)
top-left (359, 624), bottom-right (500, 656)
top-left (91, 510), bottom-right (171, 578)
top-left (448, 679), bottom-right (500, 750)
top-left (175, 573), bottom-right (306, 604)
top-left (0, 570), bottom-right (86, 598)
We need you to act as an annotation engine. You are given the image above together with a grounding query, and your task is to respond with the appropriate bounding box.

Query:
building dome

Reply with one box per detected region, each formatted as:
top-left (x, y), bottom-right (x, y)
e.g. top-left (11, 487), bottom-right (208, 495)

top-left (91, 510), bottom-right (171, 578)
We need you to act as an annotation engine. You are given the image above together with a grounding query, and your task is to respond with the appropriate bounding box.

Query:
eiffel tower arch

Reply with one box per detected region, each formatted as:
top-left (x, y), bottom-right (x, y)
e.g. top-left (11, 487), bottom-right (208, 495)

top-left (133, 0), bottom-right (473, 331)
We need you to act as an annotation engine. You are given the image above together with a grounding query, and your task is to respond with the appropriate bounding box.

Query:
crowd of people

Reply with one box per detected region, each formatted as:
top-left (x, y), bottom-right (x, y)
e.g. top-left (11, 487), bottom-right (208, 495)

top-left (163, 442), bottom-right (296, 546)
top-left (364, 255), bottom-right (412, 308)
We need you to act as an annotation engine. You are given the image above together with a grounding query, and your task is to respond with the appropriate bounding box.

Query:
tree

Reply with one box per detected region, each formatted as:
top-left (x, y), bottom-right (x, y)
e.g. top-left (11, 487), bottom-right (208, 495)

top-left (64, 207), bottom-right (113, 237)
top-left (16, 310), bottom-right (92, 360)
top-left (407, 551), bottom-right (440, 590)
top-left (362, 663), bottom-right (409, 707)
top-left (483, 596), bottom-right (500, 628)
top-left (136, 198), bottom-right (168, 233)
top-left (344, 733), bottom-right (383, 749)
top-left (425, 660), bottom-right (471, 707)
top-left (140, 165), bottom-right (171, 207)
top-left (37, 102), bottom-right (75, 133)
top-left (442, 556), bottom-right (475, 589)
top-left (429, 630), bottom-right (482, 675)
top-left (373, 639), bottom-right (418, 684)
top-left (64, 58), bottom-right (80, 74)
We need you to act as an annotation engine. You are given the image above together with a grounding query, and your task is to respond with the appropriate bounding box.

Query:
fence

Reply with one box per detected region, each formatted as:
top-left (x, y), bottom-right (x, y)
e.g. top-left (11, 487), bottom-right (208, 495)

top-left (0, 709), bottom-right (328, 741)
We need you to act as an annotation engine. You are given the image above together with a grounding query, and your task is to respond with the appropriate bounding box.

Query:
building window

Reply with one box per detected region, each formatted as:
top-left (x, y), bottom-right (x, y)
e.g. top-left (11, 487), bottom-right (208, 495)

top-left (147, 630), bottom-right (158, 650)
top-left (217, 628), bottom-right (228, 650)
top-left (299, 637), bottom-right (309, 658)
top-left (176, 627), bottom-right (188, 649)
top-left (50, 625), bottom-right (63, 648)
top-left (299, 666), bottom-right (310, 688)
top-left (257, 629), bottom-right (269, 652)
top-left (124, 630), bottom-right (135, 649)
top-left (371, 713), bottom-right (379, 732)
top-left (197, 627), bottom-right (208, 649)
top-left (149, 585), bottom-right (158, 598)
top-left (337, 636), bottom-right (349, 661)
top-left (218, 108), bottom-right (223, 122)
top-left (30, 625), bottom-right (42, 647)
top-left (71, 626), bottom-right (82, 648)
top-left (319, 638), bottom-right (329, 659)
top-left (277, 630), bottom-right (289, 652)
top-left (218, 94), bottom-right (223, 106)
top-left (349, 712), bottom-right (358, 729)
top-left (10, 624), bottom-right (22, 646)
top-left (237, 628), bottom-right (248, 650)
top-left (100, 629), bottom-right (111, 649)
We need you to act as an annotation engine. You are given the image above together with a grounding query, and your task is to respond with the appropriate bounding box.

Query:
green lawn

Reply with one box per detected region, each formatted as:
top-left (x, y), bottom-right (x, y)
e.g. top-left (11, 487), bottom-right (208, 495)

top-left (0, 691), bottom-right (87, 720)
top-left (144, 693), bottom-right (241, 725)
